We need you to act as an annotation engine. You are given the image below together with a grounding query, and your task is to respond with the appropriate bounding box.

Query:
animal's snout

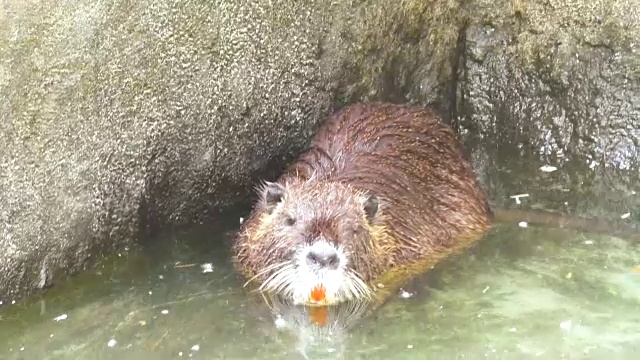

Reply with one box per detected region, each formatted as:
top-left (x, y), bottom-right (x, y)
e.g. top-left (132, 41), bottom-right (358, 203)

top-left (305, 241), bottom-right (340, 270)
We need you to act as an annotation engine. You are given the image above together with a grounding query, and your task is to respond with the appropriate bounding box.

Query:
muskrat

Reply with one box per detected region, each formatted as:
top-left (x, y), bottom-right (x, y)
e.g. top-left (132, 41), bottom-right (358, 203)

top-left (232, 102), bottom-right (493, 306)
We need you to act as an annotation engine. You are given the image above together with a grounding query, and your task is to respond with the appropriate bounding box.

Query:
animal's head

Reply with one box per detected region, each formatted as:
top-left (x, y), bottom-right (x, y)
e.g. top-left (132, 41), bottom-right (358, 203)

top-left (237, 178), bottom-right (390, 306)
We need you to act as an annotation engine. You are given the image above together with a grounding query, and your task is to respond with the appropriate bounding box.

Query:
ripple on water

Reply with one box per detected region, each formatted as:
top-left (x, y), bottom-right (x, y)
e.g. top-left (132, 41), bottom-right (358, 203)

top-left (0, 224), bottom-right (638, 360)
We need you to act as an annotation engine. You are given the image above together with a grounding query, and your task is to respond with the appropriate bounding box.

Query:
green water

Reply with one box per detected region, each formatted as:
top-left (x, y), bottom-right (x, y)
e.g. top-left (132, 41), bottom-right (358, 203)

top-left (0, 215), bottom-right (639, 360)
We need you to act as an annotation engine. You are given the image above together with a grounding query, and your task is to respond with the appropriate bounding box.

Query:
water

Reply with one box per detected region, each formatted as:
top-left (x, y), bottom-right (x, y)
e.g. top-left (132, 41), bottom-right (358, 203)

top-left (0, 213), bottom-right (639, 360)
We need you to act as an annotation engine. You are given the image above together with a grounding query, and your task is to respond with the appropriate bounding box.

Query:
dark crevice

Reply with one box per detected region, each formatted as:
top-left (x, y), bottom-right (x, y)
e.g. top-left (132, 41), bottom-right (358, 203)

top-left (445, 21), bottom-right (469, 133)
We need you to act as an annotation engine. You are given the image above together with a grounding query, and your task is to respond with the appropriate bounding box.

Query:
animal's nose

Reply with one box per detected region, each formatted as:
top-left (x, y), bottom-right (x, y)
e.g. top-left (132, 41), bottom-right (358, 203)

top-left (306, 247), bottom-right (340, 270)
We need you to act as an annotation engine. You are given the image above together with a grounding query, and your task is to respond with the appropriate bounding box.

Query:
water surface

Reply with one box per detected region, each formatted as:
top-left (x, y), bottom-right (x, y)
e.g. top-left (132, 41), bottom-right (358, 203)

top-left (0, 215), bottom-right (638, 360)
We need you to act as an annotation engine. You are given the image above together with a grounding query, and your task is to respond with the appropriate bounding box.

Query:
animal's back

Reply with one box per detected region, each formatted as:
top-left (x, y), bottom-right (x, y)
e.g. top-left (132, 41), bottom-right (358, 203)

top-left (283, 102), bottom-right (493, 262)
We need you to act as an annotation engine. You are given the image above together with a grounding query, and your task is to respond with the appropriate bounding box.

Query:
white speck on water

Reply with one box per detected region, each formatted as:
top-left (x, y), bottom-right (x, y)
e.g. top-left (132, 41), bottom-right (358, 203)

top-left (621, 212), bottom-right (631, 219)
top-left (509, 327), bottom-right (517, 332)
top-left (535, 350), bottom-right (545, 356)
top-left (53, 314), bottom-right (68, 322)
top-left (518, 221), bottom-right (528, 228)
top-left (158, 275), bottom-right (164, 280)
top-left (191, 344), bottom-right (200, 351)
top-left (509, 193), bottom-right (529, 205)
top-left (107, 339), bottom-right (117, 347)
top-left (584, 240), bottom-right (594, 245)
top-left (632, 190), bottom-right (637, 195)
top-left (399, 289), bottom-right (413, 298)
top-left (560, 320), bottom-right (572, 330)
top-left (20, 347), bottom-right (24, 351)
top-left (274, 316), bottom-right (286, 328)
top-left (201, 263), bottom-right (214, 273)
top-left (11, 300), bottom-right (15, 305)
top-left (327, 348), bottom-right (336, 353)
top-left (179, 351), bottom-right (183, 356)
top-left (540, 165), bottom-right (557, 172)
top-left (148, 291), bottom-right (153, 295)
top-left (239, 217), bottom-right (244, 224)
top-left (482, 286), bottom-right (490, 293)
top-left (376, 283), bottom-right (384, 288)
top-left (50, 334), bottom-right (54, 338)
top-left (161, 309), bottom-right (169, 315)
top-left (407, 344), bottom-right (414, 349)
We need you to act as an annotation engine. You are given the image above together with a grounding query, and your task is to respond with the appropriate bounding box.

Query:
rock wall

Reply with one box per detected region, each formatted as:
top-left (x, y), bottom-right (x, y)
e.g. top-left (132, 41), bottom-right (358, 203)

top-left (457, 0), bottom-right (639, 218)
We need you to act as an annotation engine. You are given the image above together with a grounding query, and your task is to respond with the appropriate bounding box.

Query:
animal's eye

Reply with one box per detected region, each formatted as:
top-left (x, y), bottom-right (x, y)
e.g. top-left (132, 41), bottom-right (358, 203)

top-left (284, 216), bottom-right (296, 226)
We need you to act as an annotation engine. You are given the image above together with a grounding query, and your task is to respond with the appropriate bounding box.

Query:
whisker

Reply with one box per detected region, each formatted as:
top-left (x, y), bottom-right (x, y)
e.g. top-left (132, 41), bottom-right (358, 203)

top-left (259, 264), bottom-right (292, 291)
top-left (260, 263), bottom-right (296, 295)
top-left (347, 269), bottom-right (372, 299)
top-left (243, 261), bottom-right (290, 288)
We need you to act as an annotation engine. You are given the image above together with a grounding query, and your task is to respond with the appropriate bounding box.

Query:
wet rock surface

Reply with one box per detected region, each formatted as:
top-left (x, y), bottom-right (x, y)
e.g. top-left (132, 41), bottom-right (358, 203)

top-left (456, 0), bottom-right (639, 219)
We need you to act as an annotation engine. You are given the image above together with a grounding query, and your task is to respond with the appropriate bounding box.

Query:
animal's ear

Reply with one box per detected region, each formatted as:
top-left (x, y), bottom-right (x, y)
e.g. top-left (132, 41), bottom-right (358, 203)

top-left (261, 181), bottom-right (286, 213)
top-left (360, 193), bottom-right (379, 222)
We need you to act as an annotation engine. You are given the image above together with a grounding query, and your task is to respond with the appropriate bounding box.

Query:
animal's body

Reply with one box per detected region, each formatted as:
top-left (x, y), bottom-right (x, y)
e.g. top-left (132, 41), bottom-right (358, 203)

top-left (232, 102), bottom-right (493, 306)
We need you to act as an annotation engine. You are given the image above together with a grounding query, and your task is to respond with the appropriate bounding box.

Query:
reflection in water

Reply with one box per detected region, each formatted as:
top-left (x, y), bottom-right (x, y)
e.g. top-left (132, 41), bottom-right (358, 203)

top-left (0, 222), bottom-right (638, 359)
top-left (260, 293), bottom-right (373, 359)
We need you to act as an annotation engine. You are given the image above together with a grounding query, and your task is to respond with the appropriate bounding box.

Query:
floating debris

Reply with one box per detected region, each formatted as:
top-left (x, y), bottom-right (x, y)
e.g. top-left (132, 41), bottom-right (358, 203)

top-left (482, 286), bottom-right (490, 294)
top-left (560, 320), bottom-right (572, 330)
top-left (399, 289), bottom-right (413, 299)
top-left (565, 272), bottom-right (573, 279)
top-left (621, 212), bottom-right (631, 219)
top-left (191, 344), bottom-right (200, 352)
top-left (539, 165), bottom-right (557, 173)
top-left (407, 344), bottom-right (414, 349)
top-left (509, 193), bottom-right (530, 205)
top-left (584, 240), bottom-right (594, 245)
top-left (239, 217), bottom-right (244, 224)
top-left (518, 221), bottom-right (528, 228)
top-left (174, 263), bottom-right (197, 269)
top-left (53, 314), bottom-right (68, 322)
top-left (201, 263), bottom-right (214, 273)
top-left (274, 316), bottom-right (286, 328)
top-left (509, 327), bottom-right (517, 332)
top-left (107, 339), bottom-right (117, 347)
top-left (161, 309), bottom-right (169, 315)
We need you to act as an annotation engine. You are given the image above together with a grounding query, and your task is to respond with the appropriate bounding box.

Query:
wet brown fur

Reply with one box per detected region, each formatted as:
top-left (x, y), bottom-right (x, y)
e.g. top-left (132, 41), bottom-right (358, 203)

top-left (232, 102), bottom-right (493, 303)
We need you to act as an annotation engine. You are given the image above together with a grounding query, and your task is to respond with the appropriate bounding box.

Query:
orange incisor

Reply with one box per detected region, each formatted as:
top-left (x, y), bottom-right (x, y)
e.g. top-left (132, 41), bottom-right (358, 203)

top-left (309, 285), bottom-right (328, 327)
top-left (310, 285), bottom-right (326, 303)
